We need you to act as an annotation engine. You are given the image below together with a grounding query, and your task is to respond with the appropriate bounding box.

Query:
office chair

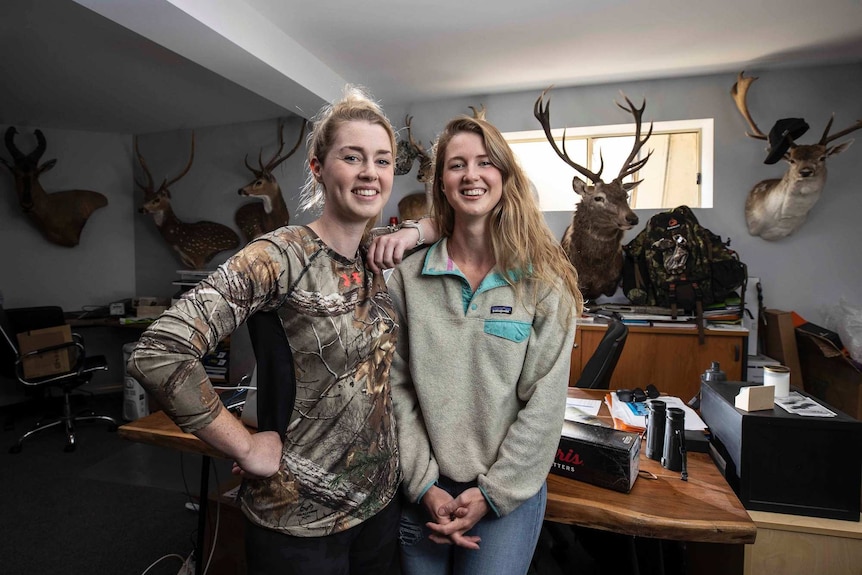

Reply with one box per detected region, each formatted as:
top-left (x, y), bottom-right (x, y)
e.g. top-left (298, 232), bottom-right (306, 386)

top-left (245, 311), bottom-right (296, 436)
top-left (0, 304), bottom-right (120, 453)
top-left (575, 313), bottom-right (628, 389)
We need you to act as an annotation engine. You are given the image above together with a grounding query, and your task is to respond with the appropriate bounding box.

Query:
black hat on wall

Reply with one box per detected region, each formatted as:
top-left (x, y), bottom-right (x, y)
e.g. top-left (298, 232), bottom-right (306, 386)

top-left (764, 118), bottom-right (810, 164)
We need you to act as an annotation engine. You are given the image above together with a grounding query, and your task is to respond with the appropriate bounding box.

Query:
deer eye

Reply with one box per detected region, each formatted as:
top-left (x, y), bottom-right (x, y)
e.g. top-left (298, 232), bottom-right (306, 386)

top-left (594, 196), bottom-right (606, 203)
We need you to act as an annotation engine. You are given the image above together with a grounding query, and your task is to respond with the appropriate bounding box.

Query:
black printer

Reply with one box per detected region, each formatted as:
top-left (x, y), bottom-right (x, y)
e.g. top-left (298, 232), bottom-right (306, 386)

top-left (700, 379), bottom-right (862, 521)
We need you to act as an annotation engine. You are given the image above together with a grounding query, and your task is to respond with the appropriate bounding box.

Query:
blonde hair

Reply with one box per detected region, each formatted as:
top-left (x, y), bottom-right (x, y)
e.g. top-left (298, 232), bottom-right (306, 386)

top-left (430, 116), bottom-right (583, 317)
top-left (299, 85), bottom-right (397, 218)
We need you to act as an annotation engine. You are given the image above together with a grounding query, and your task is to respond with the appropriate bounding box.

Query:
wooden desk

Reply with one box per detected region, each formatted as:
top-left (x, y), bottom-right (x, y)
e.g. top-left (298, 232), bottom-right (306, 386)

top-left (571, 323), bottom-right (748, 401)
top-left (549, 389), bottom-right (756, 545)
top-left (120, 411), bottom-right (220, 575)
top-left (744, 510), bottom-right (862, 575)
top-left (120, 392), bottom-right (755, 548)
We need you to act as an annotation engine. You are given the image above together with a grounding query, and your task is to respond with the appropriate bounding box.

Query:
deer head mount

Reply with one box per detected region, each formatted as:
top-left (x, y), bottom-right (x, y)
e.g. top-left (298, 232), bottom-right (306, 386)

top-left (135, 133), bottom-right (239, 270)
top-left (395, 115), bottom-right (434, 185)
top-left (732, 71), bottom-right (862, 241)
top-left (1, 127), bottom-right (108, 247)
top-left (534, 87), bottom-right (652, 300)
top-left (235, 119), bottom-right (305, 243)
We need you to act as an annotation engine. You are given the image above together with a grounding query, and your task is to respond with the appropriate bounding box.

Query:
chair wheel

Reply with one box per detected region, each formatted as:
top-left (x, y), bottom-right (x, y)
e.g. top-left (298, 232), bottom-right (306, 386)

top-left (64, 443), bottom-right (76, 453)
top-left (9, 444), bottom-right (22, 454)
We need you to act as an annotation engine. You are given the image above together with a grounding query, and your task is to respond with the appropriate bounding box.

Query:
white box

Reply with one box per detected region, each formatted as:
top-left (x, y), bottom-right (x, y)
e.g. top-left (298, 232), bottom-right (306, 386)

top-left (747, 354), bottom-right (781, 384)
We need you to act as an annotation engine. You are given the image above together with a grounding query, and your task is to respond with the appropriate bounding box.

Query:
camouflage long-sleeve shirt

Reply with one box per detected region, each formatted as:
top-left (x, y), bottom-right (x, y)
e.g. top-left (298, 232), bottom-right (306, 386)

top-left (127, 226), bottom-right (401, 536)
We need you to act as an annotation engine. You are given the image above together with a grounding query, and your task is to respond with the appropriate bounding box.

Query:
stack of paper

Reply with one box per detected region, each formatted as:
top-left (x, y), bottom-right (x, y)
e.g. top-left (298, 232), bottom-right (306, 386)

top-left (605, 393), bottom-right (707, 433)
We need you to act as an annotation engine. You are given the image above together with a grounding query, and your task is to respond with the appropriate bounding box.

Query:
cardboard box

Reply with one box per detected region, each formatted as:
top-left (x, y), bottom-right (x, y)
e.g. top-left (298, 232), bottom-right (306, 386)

top-left (16, 324), bottom-right (73, 379)
top-left (798, 332), bottom-right (862, 420)
top-left (551, 420), bottom-right (640, 493)
top-left (133, 297), bottom-right (169, 318)
top-left (762, 309), bottom-right (803, 388)
top-left (746, 354), bottom-right (781, 384)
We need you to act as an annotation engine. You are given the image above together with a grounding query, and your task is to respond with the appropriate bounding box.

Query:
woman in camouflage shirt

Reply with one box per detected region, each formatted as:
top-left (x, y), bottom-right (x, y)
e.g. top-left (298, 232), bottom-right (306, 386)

top-left (128, 87), bottom-right (429, 575)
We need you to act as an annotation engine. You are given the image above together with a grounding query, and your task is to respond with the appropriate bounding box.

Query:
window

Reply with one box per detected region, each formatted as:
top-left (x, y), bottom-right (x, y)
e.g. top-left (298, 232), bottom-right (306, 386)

top-left (504, 118), bottom-right (713, 211)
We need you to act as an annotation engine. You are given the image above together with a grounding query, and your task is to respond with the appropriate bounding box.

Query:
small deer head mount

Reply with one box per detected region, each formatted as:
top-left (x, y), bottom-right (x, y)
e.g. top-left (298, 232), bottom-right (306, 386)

top-left (235, 119), bottom-right (305, 243)
top-left (135, 133), bottom-right (239, 269)
top-left (534, 87), bottom-right (652, 300)
top-left (1, 127), bottom-right (108, 247)
top-left (396, 115), bottom-right (434, 186)
top-left (732, 71), bottom-right (862, 240)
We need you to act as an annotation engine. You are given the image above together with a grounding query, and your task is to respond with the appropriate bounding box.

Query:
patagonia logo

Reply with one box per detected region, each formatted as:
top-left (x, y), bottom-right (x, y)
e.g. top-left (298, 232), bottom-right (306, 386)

top-left (490, 306), bottom-right (512, 315)
top-left (667, 217), bottom-right (681, 230)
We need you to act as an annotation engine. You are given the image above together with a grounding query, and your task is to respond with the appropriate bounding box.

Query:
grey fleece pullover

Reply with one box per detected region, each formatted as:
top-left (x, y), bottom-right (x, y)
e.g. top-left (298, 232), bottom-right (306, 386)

top-left (388, 239), bottom-right (577, 516)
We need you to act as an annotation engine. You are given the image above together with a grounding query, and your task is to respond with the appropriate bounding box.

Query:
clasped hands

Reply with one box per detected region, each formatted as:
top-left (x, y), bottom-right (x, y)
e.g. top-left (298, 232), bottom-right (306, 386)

top-left (422, 485), bottom-right (489, 550)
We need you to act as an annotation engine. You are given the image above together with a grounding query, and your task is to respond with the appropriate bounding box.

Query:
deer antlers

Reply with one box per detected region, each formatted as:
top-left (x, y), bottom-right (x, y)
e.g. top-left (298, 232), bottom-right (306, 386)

top-left (534, 87), bottom-right (653, 186)
top-left (134, 132), bottom-right (195, 199)
top-left (243, 118), bottom-right (305, 177)
top-left (732, 71), bottom-right (862, 148)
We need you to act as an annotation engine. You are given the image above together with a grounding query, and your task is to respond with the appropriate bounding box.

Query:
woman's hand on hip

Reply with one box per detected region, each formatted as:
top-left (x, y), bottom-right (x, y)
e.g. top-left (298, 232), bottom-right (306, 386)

top-left (231, 430), bottom-right (283, 479)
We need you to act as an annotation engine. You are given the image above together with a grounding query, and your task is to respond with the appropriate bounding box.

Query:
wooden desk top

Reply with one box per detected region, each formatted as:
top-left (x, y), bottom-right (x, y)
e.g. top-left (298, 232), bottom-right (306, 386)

top-left (119, 390), bottom-right (757, 545)
top-left (118, 410), bottom-right (227, 459)
top-left (549, 389), bottom-right (756, 544)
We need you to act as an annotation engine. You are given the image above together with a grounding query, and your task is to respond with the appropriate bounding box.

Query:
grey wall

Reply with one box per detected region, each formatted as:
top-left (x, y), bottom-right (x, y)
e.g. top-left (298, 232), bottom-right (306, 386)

top-left (387, 62), bottom-right (862, 324)
top-left (2, 62), bottom-right (860, 327)
top-left (132, 116), bottom-right (310, 298)
top-left (0, 126), bottom-right (135, 312)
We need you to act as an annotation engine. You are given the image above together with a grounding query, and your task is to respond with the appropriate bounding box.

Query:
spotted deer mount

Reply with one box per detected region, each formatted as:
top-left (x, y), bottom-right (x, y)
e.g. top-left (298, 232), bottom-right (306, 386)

top-left (1, 127), bottom-right (108, 247)
top-left (731, 71), bottom-right (862, 240)
top-left (235, 119), bottom-right (305, 243)
top-left (135, 133), bottom-right (240, 270)
top-left (534, 88), bottom-right (652, 300)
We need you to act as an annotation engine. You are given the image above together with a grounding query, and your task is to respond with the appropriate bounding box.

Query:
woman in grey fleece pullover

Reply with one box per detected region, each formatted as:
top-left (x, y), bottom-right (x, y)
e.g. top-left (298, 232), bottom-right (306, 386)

top-left (389, 115), bottom-right (583, 575)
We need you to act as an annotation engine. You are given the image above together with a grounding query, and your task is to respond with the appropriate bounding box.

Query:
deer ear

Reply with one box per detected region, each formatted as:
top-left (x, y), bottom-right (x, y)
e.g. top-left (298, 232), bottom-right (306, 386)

top-left (571, 177), bottom-right (588, 196)
top-left (827, 140), bottom-right (854, 157)
top-left (623, 180), bottom-right (643, 191)
top-left (40, 159), bottom-right (57, 173)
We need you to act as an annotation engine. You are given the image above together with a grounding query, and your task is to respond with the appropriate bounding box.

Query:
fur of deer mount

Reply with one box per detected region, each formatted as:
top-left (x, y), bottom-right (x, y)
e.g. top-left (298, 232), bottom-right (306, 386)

top-left (732, 71), bottom-right (862, 241)
top-left (135, 133), bottom-right (240, 270)
top-left (1, 127), bottom-right (108, 247)
top-left (235, 119), bottom-right (305, 243)
top-left (534, 88), bottom-right (652, 301)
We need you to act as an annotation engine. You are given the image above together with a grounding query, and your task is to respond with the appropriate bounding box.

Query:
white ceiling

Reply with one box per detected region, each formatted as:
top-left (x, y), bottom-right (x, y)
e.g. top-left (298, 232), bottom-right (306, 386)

top-left (2, 0), bottom-right (861, 134)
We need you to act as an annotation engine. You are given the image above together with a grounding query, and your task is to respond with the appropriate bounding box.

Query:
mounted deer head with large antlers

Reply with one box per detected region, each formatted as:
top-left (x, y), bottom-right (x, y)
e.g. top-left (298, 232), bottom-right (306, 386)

top-left (235, 119), bottom-right (305, 243)
top-left (135, 133), bottom-right (239, 269)
top-left (1, 127), bottom-right (108, 247)
top-left (732, 71), bottom-right (862, 241)
top-left (534, 88), bottom-right (652, 300)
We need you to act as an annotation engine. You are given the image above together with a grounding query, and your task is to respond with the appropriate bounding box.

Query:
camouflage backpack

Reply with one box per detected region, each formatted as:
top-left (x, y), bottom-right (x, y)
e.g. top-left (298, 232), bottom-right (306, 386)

top-left (622, 206), bottom-right (747, 317)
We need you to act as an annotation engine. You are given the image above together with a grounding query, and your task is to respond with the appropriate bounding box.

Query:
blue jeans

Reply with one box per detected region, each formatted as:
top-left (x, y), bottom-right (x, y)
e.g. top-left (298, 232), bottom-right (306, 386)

top-left (399, 477), bottom-right (546, 575)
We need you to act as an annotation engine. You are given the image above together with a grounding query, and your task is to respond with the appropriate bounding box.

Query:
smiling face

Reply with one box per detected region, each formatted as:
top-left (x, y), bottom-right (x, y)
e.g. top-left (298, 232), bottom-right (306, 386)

top-left (311, 120), bottom-right (394, 226)
top-left (440, 131), bottom-right (503, 222)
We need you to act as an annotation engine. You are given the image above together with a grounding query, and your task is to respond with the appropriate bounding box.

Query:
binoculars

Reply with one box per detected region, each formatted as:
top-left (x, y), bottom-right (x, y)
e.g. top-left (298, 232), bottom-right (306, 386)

top-left (645, 400), bottom-right (688, 479)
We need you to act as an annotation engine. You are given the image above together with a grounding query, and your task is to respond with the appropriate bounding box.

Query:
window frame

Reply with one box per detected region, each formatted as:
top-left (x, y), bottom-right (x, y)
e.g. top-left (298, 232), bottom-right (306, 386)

top-left (504, 118), bottom-right (714, 211)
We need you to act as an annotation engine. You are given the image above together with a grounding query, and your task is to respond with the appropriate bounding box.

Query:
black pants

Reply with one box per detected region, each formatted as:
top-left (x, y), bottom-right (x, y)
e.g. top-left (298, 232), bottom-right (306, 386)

top-left (245, 497), bottom-right (402, 575)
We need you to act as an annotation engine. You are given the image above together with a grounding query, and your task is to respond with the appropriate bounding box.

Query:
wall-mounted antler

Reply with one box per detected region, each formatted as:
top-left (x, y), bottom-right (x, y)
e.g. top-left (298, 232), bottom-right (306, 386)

top-left (1, 127), bottom-right (108, 247)
top-left (235, 119), bottom-right (305, 243)
top-left (403, 115), bottom-right (434, 185)
top-left (534, 87), bottom-right (652, 300)
top-left (732, 71), bottom-right (862, 240)
top-left (135, 133), bottom-right (239, 269)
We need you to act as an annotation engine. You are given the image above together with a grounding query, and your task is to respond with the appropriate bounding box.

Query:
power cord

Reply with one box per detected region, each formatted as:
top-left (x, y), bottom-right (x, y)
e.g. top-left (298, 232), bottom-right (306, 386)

top-left (139, 553), bottom-right (186, 575)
